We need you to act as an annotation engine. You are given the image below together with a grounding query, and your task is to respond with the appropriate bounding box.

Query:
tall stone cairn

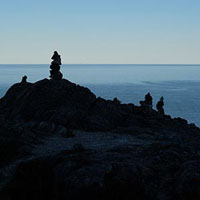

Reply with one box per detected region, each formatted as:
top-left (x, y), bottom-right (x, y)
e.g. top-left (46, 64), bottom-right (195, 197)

top-left (50, 51), bottom-right (63, 80)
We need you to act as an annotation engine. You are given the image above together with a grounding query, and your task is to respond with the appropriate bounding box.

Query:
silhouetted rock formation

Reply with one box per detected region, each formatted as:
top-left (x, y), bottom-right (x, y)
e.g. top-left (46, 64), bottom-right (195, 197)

top-left (140, 92), bottom-right (153, 112)
top-left (49, 51), bottom-right (63, 80)
top-left (1, 79), bottom-right (200, 200)
top-left (156, 96), bottom-right (165, 115)
top-left (0, 79), bottom-right (198, 134)
top-left (113, 97), bottom-right (121, 104)
top-left (21, 75), bottom-right (27, 83)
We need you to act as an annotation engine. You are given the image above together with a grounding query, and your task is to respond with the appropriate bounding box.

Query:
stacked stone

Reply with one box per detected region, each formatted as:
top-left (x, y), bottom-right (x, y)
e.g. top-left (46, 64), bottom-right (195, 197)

top-left (139, 92), bottom-right (153, 112)
top-left (156, 96), bottom-right (165, 115)
top-left (50, 51), bottom-right (63, 80)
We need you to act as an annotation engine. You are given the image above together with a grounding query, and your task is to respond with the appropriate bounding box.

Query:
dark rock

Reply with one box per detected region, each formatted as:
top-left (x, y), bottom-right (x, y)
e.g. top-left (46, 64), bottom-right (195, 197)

top-left (156, 96), bottom-right (165, 116)
top-left (21, 75), bottom-right (27, 83)
top-left (113, 97), bottom-right (121, 104)
top-left (1, 78), bottom-right (199, 136)
top-left (2, 150), bottom-right (149, 200)
top-left (140, 92), bottom-right (153, 113)
top-left (171, 161), bottom-right (200, 200)
top-left (56, 125), bottom-right (74, 137)
top-left (38, 122), bottom-right (56, 133)
top-left (50, 51), bottom-right (63, 80)
top-left (0, 121), bottom-right (37, 166)
top-left (72, 143), bottom-right (85, 152)
top-left (0, 77), bottom-right (200, 200)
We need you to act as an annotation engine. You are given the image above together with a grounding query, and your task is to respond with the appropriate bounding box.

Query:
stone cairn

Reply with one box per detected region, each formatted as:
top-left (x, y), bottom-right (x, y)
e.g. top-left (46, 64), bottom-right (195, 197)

top-left (140, 92), bottom-right (153, 112)
top-left (21, 75), bottom-right (27, 83)
top-left (156, 96), bottom-right (165, 115)
top-left (50, 51), bottom-right (63, 80)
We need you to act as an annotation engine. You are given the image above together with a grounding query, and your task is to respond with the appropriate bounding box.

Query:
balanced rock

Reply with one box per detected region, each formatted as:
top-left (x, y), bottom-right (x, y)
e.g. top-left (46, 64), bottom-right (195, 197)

top-left (49, 51), bottom-right (63, 80)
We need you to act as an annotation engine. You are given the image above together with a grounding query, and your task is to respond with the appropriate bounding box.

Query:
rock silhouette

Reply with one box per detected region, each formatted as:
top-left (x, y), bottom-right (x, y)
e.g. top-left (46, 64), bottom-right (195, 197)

top-left (21, 75), bottom-right (27, 83)
top-left (156, 96), bottom-right (165, 115)
top-left (49, 51), bottom-right (63, 80)
top-left (140, 92), bottom-right (153, 112)
top-left (0, 78), bottom-right (200, 200)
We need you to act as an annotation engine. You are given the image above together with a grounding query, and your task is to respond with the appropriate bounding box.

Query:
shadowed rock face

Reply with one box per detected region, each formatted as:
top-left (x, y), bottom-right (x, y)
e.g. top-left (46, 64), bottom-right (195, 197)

top-left (3, 142), bottom-right (200, 200)
top-left (0, 79), bottom-right (200, 200)
top-left (2, 151), bottom-right (148, 200)
top-left (0, 78), bottom-right (198, 133)
top-left (0, 79), bottom-right (97, 129)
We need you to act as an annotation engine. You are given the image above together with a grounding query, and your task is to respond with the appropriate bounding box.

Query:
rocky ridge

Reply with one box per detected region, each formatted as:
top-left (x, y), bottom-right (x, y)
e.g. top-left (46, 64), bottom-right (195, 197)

top-left (0, 78), bottom-right (200, 200)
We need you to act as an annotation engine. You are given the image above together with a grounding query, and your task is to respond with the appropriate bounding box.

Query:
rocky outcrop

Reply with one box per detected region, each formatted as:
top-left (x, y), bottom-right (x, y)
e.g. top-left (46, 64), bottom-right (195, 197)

top-left (0, 78), bottom-right (198, 134)
top-left (0, 78), bottom-right (200, 200)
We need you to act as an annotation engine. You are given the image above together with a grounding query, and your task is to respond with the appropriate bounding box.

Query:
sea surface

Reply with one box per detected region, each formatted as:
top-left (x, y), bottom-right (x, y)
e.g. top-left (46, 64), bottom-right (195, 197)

top-left (1, 64), bottom-right (200, 126)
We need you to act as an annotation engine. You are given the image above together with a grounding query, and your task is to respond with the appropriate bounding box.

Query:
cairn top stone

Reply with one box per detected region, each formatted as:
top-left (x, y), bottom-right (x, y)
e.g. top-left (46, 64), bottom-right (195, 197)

top-left (51, 51), bottom-right (62, 65)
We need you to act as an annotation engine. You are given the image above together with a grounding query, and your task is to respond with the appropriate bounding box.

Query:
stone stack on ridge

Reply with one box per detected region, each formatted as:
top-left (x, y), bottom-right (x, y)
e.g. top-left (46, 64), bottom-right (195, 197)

top-left (49, 51), bottom-right (63, 80)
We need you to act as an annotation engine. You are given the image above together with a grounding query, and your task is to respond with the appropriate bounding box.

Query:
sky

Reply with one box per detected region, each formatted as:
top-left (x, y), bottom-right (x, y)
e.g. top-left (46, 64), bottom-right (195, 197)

top-left (0, 0), bottom-right (200, 64)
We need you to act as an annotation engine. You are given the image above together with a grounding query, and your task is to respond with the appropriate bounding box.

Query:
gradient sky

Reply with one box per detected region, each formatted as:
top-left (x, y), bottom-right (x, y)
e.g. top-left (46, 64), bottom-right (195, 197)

top-left (1, 0), bottom-right (200, 64)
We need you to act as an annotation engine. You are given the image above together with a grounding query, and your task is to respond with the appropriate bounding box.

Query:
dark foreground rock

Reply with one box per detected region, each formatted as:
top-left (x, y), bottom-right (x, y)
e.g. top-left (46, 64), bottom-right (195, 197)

top-left (0, 79), bottom-right (200, 200)
top-left (2, 139), bottom-right (200, 200)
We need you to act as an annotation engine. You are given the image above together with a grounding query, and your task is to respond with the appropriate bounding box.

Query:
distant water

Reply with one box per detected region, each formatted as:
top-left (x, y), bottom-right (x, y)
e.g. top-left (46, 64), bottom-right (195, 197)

top-left (1, 64), bottom-right (200, 126)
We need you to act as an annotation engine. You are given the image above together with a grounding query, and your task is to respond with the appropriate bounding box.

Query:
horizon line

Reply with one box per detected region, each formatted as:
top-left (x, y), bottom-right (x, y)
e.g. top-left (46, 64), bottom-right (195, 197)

top-left (1, 64), bottom-right (200, 65)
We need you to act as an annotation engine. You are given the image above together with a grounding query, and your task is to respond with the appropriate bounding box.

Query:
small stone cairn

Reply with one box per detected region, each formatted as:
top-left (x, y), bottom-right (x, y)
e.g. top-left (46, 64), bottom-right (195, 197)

top-left (50, 51), bottom-right (63, 80)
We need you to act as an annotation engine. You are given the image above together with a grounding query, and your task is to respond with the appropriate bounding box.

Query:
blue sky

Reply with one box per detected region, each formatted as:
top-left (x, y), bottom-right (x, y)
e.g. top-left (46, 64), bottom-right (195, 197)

top-left (0, 0), bottom-right (200, 64)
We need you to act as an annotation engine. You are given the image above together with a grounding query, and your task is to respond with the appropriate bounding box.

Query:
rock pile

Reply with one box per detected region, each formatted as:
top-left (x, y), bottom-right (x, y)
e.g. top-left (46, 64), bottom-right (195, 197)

top-left (140, 92), bottom-right (153, 112)
top-left (49, 51), bottom-right (63, 80)
top-left (156, 96), bottom-right (165, 115)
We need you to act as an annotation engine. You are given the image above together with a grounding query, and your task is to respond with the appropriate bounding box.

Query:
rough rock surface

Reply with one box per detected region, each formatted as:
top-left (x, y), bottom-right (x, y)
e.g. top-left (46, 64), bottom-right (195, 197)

top-left (0, 79), bottom-right (200, 200)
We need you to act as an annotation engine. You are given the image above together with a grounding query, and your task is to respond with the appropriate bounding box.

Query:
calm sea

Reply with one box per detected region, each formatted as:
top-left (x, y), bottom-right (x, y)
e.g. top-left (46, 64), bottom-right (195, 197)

top-left (1, 64), bottom-right (200, 126)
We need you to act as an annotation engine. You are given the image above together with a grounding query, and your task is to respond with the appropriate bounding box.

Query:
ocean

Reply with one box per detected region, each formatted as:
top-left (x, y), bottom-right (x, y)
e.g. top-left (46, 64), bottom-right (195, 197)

top-left (0, 64), bottom-right (200, 126)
